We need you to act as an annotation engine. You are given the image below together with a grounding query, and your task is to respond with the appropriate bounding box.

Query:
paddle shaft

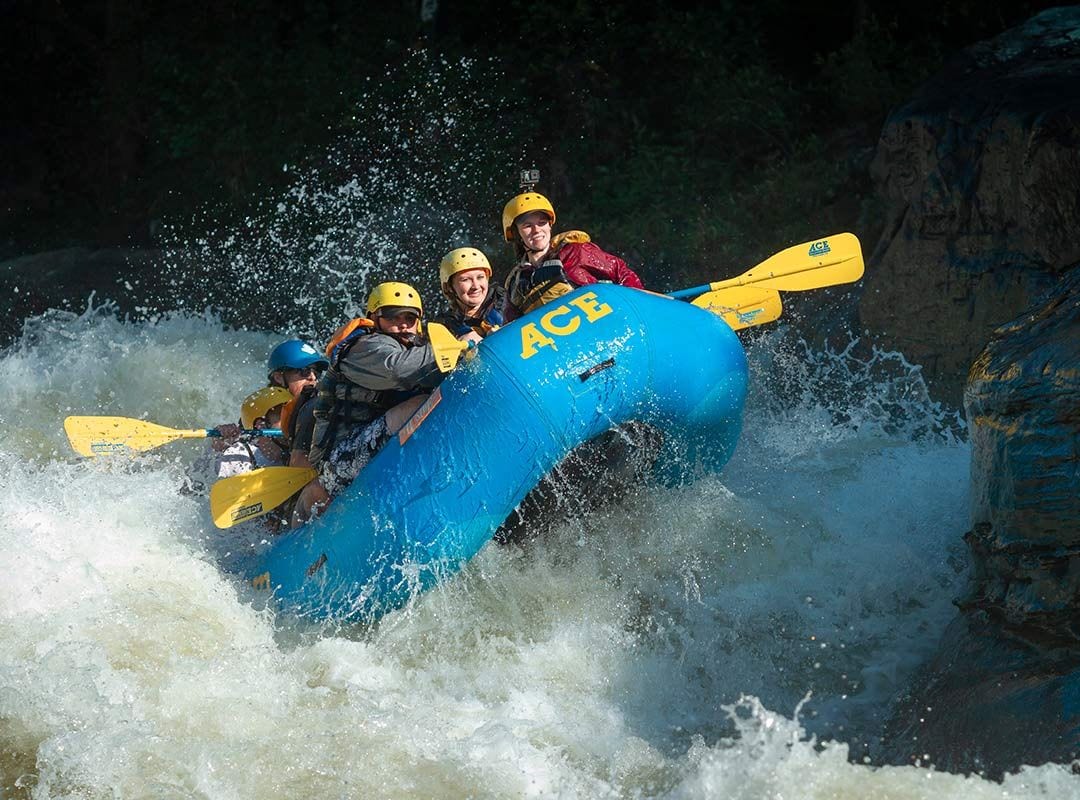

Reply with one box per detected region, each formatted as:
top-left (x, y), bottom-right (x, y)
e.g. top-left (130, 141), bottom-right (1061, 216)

top-left (669, 233), bottom-right (862, 299)
top-left (211, 428), bottom-right (283, 438)
top-left (669, 261), bottom-right (846, 298)
top-left (169, 428), bottom-right (283, 440)
top-left (669, 284), bottom-right (718, 300)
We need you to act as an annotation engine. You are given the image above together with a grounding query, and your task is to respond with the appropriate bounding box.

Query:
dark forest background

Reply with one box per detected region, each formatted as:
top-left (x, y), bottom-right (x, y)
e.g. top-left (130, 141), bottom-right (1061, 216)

top-left (0, 0), bottom-right (1060, 282)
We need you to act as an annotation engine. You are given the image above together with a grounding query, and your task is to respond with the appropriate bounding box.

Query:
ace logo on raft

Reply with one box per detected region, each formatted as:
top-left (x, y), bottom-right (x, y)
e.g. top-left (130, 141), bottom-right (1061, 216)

top-left (519, 291), bottom-right (613, 359)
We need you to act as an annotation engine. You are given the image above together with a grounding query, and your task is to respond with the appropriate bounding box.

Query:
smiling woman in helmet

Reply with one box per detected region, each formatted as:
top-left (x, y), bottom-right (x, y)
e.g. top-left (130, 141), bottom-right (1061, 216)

top-left (432, 247), bottom-right (504, 340)
top-left (293, 281), bottom-right (445, 523)
top-left (501, 189), bottom-right (645, 322)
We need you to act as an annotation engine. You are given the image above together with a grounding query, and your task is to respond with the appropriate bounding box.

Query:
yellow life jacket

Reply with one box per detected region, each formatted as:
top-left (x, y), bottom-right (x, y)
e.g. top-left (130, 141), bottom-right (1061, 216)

top-left (551, 230), bottom-right (591, 249)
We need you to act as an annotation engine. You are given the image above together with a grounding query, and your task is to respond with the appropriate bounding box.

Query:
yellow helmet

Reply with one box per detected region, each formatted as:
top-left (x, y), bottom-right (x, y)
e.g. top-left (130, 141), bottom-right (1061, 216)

top-left (240, 386), bottom-right (292, 429)
top-left (501, 192), bottom-right (555, 241)
top-left (366, 281), bottom-right (423, 317)
top-left (439, 247), bottom-right (492, 285)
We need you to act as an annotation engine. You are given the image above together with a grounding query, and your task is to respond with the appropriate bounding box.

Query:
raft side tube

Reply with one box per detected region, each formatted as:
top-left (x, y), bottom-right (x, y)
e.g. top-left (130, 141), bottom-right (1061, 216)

top-left (246, 285), bottom-right (748, 620)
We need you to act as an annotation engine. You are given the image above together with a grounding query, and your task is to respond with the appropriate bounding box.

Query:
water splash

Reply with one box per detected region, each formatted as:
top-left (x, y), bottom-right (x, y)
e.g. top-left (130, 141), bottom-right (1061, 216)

top-left (0, 308), bottom-right (1071, 797)
top-left (2, 299), bottom-right (279, 466)
top-left (146, 52), bottom-right (534, 341)
top-left (674, 695), bottom-right (1075, 798)
top-left (742, 328), bottom-right (966, 465)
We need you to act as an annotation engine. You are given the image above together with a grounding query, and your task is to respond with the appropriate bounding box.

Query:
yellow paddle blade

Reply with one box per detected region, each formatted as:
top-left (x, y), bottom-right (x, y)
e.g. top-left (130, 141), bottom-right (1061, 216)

top-left (712, 232), bottom-right (864, 293)
top-left (692, 287), bottom-right (783, 330)
top-left (426, 322), bottom-right (470, 372)
top-left (64, 415), bottom-right (209, 457)
top-left (209, 466), bottom-right (317, 529)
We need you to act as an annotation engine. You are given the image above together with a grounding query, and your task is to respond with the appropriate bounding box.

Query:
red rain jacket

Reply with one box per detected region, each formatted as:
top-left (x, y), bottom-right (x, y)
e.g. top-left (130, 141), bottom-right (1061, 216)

top-left (559, 241), bottom-right (644, 290)
top-left (503, 240), bottom-right (645, 322)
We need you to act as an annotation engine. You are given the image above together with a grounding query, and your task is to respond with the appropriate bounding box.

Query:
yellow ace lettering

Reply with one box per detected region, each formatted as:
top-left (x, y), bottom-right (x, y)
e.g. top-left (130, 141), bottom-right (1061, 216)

top-left (568, 292), bottom-right (613, 322)
top-left (540, 304), bottom-right (580, 335)
top-left (519, 323), bottom-right (557, 358)
top-left (520, 291), bottom-right (615, 359)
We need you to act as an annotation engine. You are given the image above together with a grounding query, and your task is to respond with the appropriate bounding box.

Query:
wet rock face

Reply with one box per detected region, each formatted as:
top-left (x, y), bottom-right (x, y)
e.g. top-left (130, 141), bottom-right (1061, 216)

top-left (882, 613), bottom-right (1080, 777)
top-left (961, 266), bottom-right (1080, 643)
top-left (876, 266), bottom-right (1080, 773)
top-left (861, 7), bottom-right (1080, 406)
top-left (880, 267), bottom-right (1080, 775)
top-left (877, 12), bottom-right (1080, 771)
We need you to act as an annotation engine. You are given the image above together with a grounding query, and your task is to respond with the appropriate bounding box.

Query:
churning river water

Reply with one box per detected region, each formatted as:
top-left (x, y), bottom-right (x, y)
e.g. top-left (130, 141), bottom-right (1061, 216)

top-left (1, 301), bottom-right (1076, 798)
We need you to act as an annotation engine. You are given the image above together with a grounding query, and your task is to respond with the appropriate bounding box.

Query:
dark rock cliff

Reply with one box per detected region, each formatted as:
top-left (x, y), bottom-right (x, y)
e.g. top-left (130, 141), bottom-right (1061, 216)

top-left (873, 8), bottom-right (1080, 776)
top-left (861, 7), bottom-right (1080, 407)
top-left (883, 268), bottom-right (1080, 776)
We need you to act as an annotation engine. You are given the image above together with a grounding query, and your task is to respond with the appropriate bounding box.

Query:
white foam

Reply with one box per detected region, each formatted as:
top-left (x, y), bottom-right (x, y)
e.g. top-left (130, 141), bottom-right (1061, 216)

top-left (0, 307), bottom-right (1070, 797)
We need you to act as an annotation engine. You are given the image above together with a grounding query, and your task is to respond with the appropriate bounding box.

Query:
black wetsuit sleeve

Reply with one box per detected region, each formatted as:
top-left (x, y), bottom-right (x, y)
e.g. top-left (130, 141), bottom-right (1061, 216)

top-left (291, 397), bottom-right (317, 456)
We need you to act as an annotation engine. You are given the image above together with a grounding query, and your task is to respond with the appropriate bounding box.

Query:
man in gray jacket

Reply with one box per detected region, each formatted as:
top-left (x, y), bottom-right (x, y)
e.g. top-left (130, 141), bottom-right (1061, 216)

top-left (306, 281), bottom-right (445, 505)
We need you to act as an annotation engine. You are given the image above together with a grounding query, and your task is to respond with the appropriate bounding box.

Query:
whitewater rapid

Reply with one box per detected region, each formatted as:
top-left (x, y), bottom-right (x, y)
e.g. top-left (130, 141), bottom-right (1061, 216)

top-left (0, 304), bottom-right (1074, 798)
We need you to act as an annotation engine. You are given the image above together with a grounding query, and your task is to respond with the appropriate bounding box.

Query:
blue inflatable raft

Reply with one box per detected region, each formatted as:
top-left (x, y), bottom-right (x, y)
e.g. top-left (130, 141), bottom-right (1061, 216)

top-left (243, 284), bottom-right (748, 620)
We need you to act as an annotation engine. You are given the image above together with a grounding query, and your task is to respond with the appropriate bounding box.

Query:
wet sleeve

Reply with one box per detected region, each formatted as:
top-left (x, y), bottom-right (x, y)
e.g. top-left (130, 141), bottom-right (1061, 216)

top-left (560, 246), bottom-right (599, 286)
top-left (561, 242), bottom-right (644, 289)
top-left (339, 337), bottom-right (443, 391)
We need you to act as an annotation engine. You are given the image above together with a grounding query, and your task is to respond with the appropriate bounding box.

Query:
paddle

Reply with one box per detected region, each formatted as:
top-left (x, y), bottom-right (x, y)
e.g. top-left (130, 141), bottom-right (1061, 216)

top-left (669, 232), bottom-right (864, 299)
top-left (209, 466), bottom-right (316, 528)
top-left (63, 416), bottom-right (282, 458)
top-left (426, 321), bottom-right (475, 372)
top-left (691, 286), bottom-right (782, 331)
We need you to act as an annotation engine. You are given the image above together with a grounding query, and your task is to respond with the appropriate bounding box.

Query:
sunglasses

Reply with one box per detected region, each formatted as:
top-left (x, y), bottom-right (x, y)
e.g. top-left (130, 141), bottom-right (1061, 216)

top-left (282, 365), bottom-right (318, 378)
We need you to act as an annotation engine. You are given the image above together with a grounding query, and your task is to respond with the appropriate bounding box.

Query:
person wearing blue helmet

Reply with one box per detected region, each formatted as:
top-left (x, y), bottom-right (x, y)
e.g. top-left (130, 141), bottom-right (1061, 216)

top-left (266, 339), bottom-right (330, 399)
top-left (264, 339), bottom-right (329, 485)
top-left (211, 339), bottom-right (328, 452)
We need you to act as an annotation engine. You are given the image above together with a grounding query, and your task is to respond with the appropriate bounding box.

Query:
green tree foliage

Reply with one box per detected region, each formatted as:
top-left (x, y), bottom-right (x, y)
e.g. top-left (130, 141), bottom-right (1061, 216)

top-left (0, 0), bottom-right (1058, 288)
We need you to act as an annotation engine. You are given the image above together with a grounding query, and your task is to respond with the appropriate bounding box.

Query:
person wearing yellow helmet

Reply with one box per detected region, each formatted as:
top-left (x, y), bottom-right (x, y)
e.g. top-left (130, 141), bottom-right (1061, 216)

top-left (239, 385), bottom-right (293, 431)
top-left (432, 247), bottom-right (504, 340)
top-left (221, 386), bottom-right (291, 473)
top-left (291, 281), bottom-right (446, 523)
top-left (193, 386), bottom-right (291, 489)
top-left (501, 188), bottom-right (645, 322)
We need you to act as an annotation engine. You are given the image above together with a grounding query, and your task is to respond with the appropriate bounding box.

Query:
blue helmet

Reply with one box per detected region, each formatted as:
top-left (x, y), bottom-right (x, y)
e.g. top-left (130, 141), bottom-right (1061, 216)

top-left (266, 339), bottom-right (329, 380)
